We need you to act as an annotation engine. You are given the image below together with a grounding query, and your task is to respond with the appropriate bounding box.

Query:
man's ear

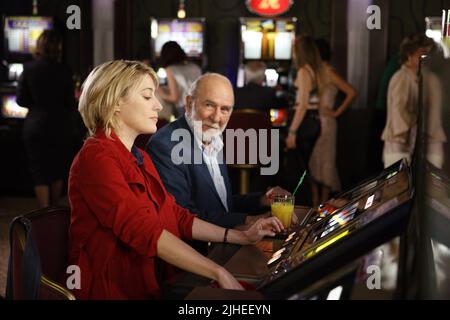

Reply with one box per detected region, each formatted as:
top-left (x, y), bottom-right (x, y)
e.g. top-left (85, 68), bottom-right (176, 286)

top-left (185, 95), bottom-right (193, 114)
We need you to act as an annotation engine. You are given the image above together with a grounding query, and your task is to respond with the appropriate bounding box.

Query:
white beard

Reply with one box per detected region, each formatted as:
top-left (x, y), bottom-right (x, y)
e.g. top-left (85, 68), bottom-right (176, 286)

top-left (186, 103), bottom-right (227, 144)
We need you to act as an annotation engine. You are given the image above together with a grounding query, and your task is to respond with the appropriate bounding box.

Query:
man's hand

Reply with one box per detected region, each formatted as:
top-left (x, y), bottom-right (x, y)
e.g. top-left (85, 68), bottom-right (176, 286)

top-left (260, 186), bottom-right (291, 207)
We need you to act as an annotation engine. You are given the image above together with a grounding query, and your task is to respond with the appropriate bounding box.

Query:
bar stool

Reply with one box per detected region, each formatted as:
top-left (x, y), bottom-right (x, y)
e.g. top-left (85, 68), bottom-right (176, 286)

top-left (6, 206), bottom-right (75, 300)
top-left (224, 109), bottom-right (272, 194)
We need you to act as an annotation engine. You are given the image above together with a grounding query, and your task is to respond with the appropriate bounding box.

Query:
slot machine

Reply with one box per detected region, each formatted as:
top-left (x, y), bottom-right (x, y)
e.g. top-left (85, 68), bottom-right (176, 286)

top-left (150, 18), bottom-right (205, 85)
top-left (149, 18), bottom-right (205, 121)
top-left (237, 17), bottom-right (296, 127)
top-left (258, 160), bottom-right (413, 298)
top-left (0, 16), bottom-right (53, 193)
top-left (284, 163), bottom-right (449, 300)
top-left (288, 236), bottom-right (401, 300)
top-left (301, 160), bottom-right (408, 228)
top-left (175, 160), bottom-right (414, 300)
top-left (1, 15), bottom-right (54, 123)
top-left (1, 16), bottom-right (54, 119)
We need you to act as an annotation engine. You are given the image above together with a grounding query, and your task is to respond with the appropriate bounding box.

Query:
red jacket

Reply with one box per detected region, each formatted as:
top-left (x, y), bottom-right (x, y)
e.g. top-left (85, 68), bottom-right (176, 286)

top-left (68, 130), bottom-right (195, 299)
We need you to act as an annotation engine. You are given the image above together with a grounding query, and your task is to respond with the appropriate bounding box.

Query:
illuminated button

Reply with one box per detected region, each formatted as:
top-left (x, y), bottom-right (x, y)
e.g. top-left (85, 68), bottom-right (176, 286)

top-left (285, 232), bottom-right (296, 242)
top-left (267, 254), bottom-right (282, 266)
top-left (364, 194), bottom-right (375, 209)
top-left (273, 247), bottom-right (286, 257)
top-left (326, 286), bottom-right (343, 300)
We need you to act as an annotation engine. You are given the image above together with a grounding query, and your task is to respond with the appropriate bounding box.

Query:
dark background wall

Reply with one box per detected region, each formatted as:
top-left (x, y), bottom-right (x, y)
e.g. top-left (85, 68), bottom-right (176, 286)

top-left (388, 0), bottom-right (450, 57)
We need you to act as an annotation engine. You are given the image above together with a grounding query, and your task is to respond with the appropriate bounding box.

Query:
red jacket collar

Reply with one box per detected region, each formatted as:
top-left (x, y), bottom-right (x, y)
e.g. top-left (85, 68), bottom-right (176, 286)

top-left (91, 128), bottom-right (166, 207)
top-left (92, 129), bottom-right (141, 166)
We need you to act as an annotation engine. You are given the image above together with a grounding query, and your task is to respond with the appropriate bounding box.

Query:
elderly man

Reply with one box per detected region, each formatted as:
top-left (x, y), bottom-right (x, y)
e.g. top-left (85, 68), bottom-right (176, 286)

top-left (146, 73), bottom-right (289, 232)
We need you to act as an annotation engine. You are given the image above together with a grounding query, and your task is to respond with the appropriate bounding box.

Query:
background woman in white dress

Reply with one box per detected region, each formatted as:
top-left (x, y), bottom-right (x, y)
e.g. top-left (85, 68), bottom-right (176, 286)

top-left (309, 39), bottom-right (357, 206)
top-left (157, 41), bottom-right (202, 118)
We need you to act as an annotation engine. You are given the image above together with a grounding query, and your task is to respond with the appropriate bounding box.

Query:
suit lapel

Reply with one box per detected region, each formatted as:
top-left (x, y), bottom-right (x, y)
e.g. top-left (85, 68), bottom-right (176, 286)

top-left (197, 161), bottom-right (223, 200)
top-left (219, 162), bottom-right (233, 211)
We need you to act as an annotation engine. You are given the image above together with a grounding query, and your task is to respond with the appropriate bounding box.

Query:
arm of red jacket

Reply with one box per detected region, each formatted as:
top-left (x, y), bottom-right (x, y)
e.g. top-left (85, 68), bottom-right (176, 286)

top-left (169, 194), bottom-right (197, 241)
top-left (144, 152), bottom-right (195, 241)
top-left (75, 146), bottom-right (165, 258)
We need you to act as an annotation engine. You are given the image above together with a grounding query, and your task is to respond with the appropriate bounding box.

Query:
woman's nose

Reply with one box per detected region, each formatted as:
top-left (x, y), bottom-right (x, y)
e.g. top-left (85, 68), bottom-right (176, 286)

top-left (154, 98), bottom-right (163, 112)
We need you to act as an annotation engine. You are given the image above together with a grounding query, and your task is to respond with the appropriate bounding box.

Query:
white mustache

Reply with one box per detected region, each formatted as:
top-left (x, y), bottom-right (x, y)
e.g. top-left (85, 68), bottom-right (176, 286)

top-left (204, 123), bottom-right (220, 130)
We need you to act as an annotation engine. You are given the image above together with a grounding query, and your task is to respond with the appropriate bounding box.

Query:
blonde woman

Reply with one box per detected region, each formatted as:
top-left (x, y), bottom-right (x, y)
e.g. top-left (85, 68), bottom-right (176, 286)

top-left (68, 60), bottom-right (283, 299)
top-left (284, 35), bottom-right (328, 205)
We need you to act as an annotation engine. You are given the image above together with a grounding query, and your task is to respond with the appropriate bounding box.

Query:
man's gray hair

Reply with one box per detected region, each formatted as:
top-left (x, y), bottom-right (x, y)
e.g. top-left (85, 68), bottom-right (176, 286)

top-left (188, 72), bottom-right (233, 98)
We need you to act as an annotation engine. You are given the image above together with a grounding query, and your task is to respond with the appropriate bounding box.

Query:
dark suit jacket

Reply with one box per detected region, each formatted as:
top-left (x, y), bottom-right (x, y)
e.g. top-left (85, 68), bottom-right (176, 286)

top-left (146, 116), bottom-right (264, 229)
top-left (234, 83), bottom-right (284, 112)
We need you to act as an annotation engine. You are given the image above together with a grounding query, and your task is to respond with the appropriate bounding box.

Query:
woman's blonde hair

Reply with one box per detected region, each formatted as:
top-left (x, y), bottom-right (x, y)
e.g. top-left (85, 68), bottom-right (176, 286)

top-left (79, 60), bottom-right (158, 137)
top-left (294, 35), bottom-right (329, 95)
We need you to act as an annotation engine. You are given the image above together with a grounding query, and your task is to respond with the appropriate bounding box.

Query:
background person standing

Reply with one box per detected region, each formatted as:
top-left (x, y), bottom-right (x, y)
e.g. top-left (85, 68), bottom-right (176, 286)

top-left (17, 30), bottom-right (77, 208)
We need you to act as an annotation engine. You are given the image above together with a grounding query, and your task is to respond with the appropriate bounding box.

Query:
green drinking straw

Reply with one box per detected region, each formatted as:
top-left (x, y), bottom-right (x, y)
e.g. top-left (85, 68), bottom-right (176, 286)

top-left (292, 170), bottom-right (307, 196)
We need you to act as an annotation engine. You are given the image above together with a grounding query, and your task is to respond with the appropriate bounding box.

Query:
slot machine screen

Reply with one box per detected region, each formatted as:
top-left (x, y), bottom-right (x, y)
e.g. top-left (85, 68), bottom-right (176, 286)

top-left (302, 195), bottom-right (401, 261)
top-left (425, 16), bottom-right (443, 43)
top-left (308, 167), bottom-right (410, 248)
top-left (240, 18), bottom-right (296, 61)
top-left (265, 68), bottom-right (279, 87)
top-left (260, 163), bottom-right (412, 298)
top-left (270, 108), bottom-right (288, 127)
top-left (1, 95), bottom-right (28, 119)
top-left (304, 161), bottom-right (407, 228)
top-left (8, 63), bottom-right (24, 81)
top-left (151, 18), bottom-right (204, 58)
top-left (4, 16), bottom-right (53, 59)
top-left (270, 168), bottom-right (409, 267)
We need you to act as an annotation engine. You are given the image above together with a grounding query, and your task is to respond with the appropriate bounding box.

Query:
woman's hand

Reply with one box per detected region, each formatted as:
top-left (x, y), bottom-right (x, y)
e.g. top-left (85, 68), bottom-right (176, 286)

top-left (243, 217), bottom-right (284, 245)
top-left (244, 212), bottom-right (270, 226)
top-left (216, 267), bottom-right (244, 290)
top-left (285, 133), bottom-right (297, 149)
